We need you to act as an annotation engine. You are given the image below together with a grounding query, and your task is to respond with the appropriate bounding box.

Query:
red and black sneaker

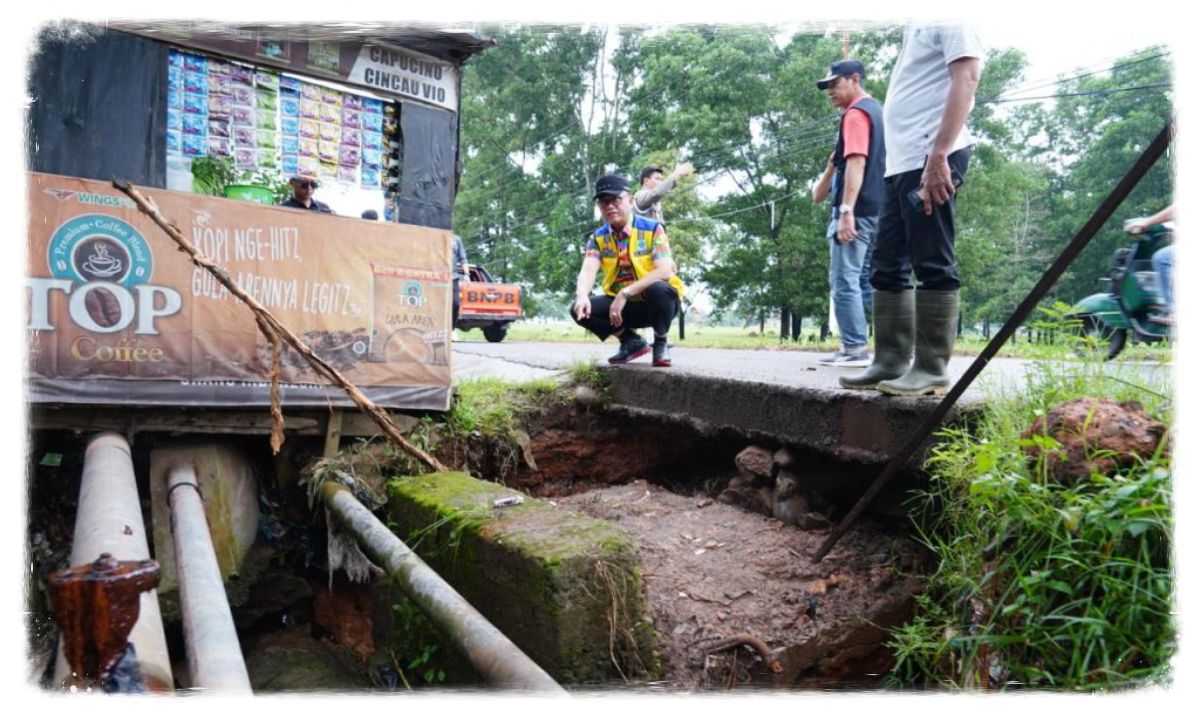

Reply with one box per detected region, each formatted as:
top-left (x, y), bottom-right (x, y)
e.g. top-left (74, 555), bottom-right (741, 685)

top-left (608, 332), bottom-right (650, 364)
top-left (652, 337), bottom-right (671, 367)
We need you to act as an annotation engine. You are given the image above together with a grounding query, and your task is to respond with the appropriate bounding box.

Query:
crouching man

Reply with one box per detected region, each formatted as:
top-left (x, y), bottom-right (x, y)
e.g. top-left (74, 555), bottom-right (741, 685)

top-left (571, 174), bottom-right (685, 367)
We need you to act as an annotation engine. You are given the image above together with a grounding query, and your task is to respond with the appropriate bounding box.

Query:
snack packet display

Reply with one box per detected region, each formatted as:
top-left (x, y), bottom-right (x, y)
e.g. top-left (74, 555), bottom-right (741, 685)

top-left (318, 140), bottom-right (339, 164)
top-left (232, 84), bottom-right (254, 105)
top-left (339, 145), bottom-right (360, 167)
top-left (183, 72), bottom-right (208, 95)
top-left (361, 166), bottom-right (380, 188)
top-left (254, 71), bottom-right (280, 91)
top-left (208, 117), bottom-right (232, 137)
top-left (207, 136), bottom-right (232, 156)
top-left (232, 106), bottom-right (254, 126)
top-left (183, 93), bottom-right (207, 115)
top-left (256, 129), bottom-right (278, 148)
top-left (182, 114), bottom-right (207, 136)
top-left (183, 134), bottom-right (207, 157)
top-left (298, 156), bottom-right (320, 177)
top-left (233, 126), bottom-right (256, 147)
top-left (231, 65), bottom-right (254, 85)
top-left (183, 54), bottom-right (208, 73)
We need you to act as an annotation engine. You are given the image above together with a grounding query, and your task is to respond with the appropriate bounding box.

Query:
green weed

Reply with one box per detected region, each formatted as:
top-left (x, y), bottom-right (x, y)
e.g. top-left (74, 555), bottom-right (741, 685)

top-left (887, 334), bottom-right (1174, 691)
top-left (447, 376), bottom-right (560, 441)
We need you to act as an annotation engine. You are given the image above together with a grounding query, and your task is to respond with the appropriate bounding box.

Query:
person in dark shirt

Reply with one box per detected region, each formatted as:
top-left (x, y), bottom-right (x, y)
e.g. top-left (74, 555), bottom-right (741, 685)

top-left (280, 176), bottom-right (332, 213)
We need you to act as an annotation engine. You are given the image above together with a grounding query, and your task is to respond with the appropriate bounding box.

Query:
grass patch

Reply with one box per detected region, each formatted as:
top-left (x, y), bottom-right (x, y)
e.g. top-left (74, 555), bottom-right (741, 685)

top-left (887, 341), bottom-right (1174, 690)
top-left (566, 360), bottom-right (609, 394)
top-left (447, 376), bottom-right (560, 440)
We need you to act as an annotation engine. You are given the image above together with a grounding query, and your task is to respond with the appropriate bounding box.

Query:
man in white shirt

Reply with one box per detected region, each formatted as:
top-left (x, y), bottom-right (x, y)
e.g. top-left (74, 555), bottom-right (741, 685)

top-left (841, 23), bottom-right (983, 397)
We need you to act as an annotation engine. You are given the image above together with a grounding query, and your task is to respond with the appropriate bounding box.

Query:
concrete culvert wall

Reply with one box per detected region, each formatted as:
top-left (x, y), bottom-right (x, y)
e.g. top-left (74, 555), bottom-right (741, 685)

top-left (383, 471), bottom-right (655, 684)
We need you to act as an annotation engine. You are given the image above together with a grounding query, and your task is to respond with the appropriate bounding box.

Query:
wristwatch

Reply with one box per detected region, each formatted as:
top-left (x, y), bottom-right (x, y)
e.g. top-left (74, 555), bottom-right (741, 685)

top-left (620, 287), bottom-right (633, 298)
top-left (839, 204), bottom-right (854, 214)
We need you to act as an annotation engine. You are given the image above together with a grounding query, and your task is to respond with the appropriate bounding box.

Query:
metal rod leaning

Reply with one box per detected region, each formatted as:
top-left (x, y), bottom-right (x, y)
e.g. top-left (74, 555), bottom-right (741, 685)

top-left (813, 121), bottom-right (1174, 561)
top-left (320, 481), bottom-right (567, 693)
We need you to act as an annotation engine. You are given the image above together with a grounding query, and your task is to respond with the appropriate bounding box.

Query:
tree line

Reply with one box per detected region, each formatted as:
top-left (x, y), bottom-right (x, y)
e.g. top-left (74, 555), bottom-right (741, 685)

top-left (453, 25), bottom-right (1173, 338)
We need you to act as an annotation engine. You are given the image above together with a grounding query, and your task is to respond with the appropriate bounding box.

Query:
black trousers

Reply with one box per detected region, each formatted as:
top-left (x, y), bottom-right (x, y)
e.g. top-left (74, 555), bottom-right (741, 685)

top-left (871, 147), bottom-right (971, 292)
top-left (572, 281), bottom-right (680, 341)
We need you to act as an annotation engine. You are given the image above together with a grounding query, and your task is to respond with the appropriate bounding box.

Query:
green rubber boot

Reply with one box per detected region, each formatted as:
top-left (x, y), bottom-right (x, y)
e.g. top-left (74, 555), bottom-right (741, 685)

top-left (877, 290), bottom-right (959, 397)
top-left (839, 290), bottom-right (914, 390)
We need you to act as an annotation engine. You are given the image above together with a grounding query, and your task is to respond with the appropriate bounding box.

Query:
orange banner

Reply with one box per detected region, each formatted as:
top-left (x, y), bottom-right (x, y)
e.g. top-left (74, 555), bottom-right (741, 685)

top-left (26, 173), bottom-right (452, 409)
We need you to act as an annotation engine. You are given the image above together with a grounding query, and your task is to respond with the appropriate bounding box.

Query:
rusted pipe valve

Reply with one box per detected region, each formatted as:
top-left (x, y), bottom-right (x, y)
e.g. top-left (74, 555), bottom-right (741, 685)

top-left (48, 553), bottom-right (161, 692)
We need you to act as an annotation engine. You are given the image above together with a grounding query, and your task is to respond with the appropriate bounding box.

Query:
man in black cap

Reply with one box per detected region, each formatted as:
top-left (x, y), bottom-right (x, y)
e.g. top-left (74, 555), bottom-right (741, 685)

top-left (812, 59), bottom-right (884, 369)
top-left (281, 176), bottom-right (332, 213)
top-left (571, 174), bottom-right (686, 366)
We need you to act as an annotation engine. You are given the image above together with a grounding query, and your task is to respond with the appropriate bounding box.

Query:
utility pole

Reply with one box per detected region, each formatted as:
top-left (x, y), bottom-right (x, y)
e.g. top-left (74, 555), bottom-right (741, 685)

top-left (842, 28), bottom-right (850, 59)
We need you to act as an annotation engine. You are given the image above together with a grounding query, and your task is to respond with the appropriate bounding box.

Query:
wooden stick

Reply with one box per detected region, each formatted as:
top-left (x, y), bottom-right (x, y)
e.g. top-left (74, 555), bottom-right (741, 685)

top-left (112, 180), bottom-right (448, 473)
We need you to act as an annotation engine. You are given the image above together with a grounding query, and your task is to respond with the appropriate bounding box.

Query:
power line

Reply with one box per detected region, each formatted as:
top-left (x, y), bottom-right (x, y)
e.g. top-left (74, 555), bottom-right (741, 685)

top-left (987, 82), bottom-right (1172, 105)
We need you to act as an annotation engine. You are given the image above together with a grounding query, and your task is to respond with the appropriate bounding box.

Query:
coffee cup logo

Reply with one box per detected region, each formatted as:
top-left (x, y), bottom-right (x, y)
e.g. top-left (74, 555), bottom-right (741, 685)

top-left (74, 237), bottom-right (131, 283)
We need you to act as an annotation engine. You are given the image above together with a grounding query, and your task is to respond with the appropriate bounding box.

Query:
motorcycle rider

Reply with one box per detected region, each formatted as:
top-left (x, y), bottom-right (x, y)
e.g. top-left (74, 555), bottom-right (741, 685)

top-left (1126, 203), bottom-right (1176, 322)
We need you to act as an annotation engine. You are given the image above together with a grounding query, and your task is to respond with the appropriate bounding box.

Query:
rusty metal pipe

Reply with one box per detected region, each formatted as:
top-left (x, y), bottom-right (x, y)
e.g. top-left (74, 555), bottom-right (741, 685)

top-left (53, 433), bottom-right (173, 691)
top-left (167, 463), bottom-right (252, 694)
top-left (320, 481), bottom-right (566, 694)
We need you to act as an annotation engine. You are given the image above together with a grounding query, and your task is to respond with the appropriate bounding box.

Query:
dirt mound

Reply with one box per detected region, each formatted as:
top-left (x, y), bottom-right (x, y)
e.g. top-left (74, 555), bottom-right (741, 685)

top-left (556, 480), bottom-right (928, 689)
top-left (1021, 397), bottom-right (1168, 484)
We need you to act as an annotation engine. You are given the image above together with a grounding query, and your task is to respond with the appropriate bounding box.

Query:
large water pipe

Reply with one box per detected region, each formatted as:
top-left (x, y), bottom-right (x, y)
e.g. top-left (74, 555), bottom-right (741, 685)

top-left (166, 463), bottom-right (253, 694)
top-left (52, 432), bottom-right (173, 691)
top-left (320, 481), bottom-right (566, 694)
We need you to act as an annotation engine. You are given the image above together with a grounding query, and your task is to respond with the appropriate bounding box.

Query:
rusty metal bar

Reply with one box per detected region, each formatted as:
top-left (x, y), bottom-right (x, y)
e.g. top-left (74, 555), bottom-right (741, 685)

top-left (167, 463), bottom-right (253, 694)
top-left (52, 432), bottom-right (173, 691)
top-left (320, 481), bottom-right (566, 694)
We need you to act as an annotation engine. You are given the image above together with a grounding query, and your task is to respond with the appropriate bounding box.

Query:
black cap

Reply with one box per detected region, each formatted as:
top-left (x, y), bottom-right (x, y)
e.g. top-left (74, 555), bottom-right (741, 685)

top-left (817, 59), bottom-right (866, 90)
top-left (290, 175), bottom-right (319, 187)
top-left (593, 174), bottom-right (630, 200)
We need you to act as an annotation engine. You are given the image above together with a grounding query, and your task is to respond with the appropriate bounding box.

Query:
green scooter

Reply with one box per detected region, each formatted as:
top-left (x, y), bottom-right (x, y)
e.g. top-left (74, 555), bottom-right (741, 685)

top-left (1068, 219), bottom-right (1173, 359)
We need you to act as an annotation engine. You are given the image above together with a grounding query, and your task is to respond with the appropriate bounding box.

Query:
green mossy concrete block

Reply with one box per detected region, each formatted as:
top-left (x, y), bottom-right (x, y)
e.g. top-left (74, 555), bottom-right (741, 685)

top-left (385, 471), bottom-right (654, 684)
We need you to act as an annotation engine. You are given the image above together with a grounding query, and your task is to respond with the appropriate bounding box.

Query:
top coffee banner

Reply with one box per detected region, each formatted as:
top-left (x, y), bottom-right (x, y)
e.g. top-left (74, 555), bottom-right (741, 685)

top-left (26, 173), bottom-right (453, 410)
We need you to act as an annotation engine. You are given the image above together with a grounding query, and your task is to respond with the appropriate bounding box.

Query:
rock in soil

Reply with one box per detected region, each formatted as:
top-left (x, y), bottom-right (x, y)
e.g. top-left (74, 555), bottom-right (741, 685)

top-left (557, 480), bottom-right (928, 689)
top-left (734, 446), bottom-right (775, 482)
top-left (1021, 397), bottom-right (1168, 484)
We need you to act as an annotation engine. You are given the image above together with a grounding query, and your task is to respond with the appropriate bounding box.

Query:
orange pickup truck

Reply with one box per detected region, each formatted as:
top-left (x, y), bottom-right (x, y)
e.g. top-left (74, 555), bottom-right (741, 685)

top-left (455, 264), bottom-right (523, 342)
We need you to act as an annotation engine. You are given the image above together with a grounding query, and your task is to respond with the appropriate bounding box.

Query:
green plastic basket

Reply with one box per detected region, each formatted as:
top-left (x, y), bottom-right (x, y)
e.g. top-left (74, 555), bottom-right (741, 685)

top-left (224, 184), bottom-right (275, 204)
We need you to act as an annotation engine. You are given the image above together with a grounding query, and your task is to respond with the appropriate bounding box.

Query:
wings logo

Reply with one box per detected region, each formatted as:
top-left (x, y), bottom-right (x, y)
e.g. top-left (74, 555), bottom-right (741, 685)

top-left (43, 189), bottom-right (77, 201)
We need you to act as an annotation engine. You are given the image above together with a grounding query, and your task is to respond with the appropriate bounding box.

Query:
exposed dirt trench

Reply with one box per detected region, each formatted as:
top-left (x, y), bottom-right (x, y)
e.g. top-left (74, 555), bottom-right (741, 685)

top-left (438, 398), bottom-right (932, 689)
top-left (27, 393), bottom-right (932, 692)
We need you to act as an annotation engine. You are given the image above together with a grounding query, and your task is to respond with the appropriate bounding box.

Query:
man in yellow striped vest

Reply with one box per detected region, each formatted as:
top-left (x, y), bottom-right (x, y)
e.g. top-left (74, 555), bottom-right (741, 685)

top-left (572, 174), bottom-right (686, 366)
